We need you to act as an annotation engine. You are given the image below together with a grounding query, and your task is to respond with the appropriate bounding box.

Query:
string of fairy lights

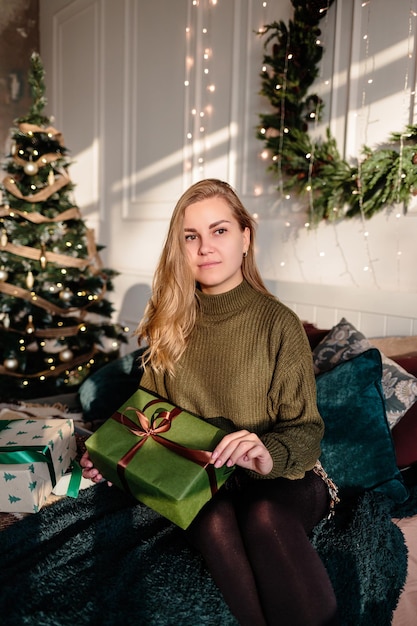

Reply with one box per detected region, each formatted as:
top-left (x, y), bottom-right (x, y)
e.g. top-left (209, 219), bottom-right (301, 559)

top-left (184, 0), bottom-right (217, 183)
top-left (184, 1), bottom-right (416, 288)
top-left (394, 0), bottom-right (417, 288)
top-left (354, 0), bottom-right (380, 289)
top-left (354, 0), bottom-right (417, 290)
top-left (256, 0), bottom-right (417, 288)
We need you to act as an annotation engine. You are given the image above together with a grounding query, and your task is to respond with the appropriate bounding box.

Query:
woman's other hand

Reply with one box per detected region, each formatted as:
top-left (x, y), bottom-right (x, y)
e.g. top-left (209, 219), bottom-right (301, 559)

top-left (210, 430), bottom-right (273, 475)
top-left (80, 450), bottom-right (110, 484)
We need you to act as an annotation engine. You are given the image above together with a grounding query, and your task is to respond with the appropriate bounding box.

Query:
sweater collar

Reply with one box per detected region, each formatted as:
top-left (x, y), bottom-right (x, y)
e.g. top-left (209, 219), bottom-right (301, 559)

top-left (196, 280), bottom-right (256, 315)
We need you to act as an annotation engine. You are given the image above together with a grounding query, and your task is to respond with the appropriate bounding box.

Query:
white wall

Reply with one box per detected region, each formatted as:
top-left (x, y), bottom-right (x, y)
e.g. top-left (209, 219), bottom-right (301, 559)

top-left (39, 0), bottom-right (417, 344)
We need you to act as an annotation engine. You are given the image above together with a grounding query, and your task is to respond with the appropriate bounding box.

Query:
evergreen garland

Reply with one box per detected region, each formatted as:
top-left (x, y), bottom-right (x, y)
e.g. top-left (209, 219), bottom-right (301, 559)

top-left (257, 0), bottom-right (417, 225)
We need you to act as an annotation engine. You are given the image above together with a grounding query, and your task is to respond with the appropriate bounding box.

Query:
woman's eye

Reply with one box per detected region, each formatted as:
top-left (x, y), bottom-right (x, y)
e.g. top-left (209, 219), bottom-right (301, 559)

top-left (215, 228), bottom-right (227, 235)
top-left (185, 234), bottom-right (197, 241)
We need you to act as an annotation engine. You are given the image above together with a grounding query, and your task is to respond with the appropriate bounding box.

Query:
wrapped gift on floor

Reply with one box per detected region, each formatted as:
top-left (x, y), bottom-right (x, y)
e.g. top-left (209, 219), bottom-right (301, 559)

top-left (0, 418), bottom-right (77, 513)
top-left (86, 386), bottom-right (235, 529)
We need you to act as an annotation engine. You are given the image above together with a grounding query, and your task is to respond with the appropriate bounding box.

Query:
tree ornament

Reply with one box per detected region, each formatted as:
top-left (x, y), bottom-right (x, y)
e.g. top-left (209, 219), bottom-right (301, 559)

top-left (59, 287), bottom-right (73, 302)
top-left (26, 270), bottom-right (35, 289)
top-left (412, 153), bottom-right (417, 165)
top-left (2, 313), bottom-right (10, 329)
top-left (1, 229), bottom-right (8, 247)
top-left (59, 348), bottom-right (73, 362)
top-left (0, 266), bottom-right (8, 281)
top-left (39, 243), bottom-right (47, 269)
top-left (99, 336), bottom-right (120, 353)
top-left (25, 315), bottom-right (35, 334)
top-left (3, 356), bottom-right (19, 371)
top-left (23, 160), bottom-right (39, 176)
top-left (48, 168), bottom-right (55, 186)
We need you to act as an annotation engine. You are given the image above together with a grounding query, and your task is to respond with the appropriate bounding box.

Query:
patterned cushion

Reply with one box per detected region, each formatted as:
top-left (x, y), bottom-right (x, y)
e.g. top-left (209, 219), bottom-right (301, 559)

top-left (312, 318), bottom-right (417, 428)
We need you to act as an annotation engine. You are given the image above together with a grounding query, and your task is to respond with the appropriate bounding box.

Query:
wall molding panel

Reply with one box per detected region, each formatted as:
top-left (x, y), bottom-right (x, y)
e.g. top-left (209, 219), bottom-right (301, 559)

top-left (39, 0), bottom-right (417, 332)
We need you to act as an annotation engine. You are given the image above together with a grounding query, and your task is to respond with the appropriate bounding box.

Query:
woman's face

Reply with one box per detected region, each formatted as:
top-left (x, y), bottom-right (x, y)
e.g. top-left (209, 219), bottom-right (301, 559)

top-left (183, 196), bottom-right (250, 295)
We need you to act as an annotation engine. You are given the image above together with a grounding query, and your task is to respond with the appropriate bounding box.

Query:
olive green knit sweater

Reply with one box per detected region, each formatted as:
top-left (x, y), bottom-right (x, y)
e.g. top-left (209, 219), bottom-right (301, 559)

top-left (141, 280), bottom-right (324, 480)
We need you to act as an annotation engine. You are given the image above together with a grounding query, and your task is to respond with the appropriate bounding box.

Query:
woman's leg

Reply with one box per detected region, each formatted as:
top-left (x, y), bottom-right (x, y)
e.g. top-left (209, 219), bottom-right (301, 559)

top-left (186, 471), bottom-right (338, 626)
top-left (185, 492), bottom-right (268, 626)
top-left (237, 470), bottom-right (339, 626)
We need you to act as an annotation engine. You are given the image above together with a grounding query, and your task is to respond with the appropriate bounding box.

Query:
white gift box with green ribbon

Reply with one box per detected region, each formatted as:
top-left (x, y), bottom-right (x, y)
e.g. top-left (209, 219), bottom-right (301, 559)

top-left (0, 418), bottom-right (77, 513)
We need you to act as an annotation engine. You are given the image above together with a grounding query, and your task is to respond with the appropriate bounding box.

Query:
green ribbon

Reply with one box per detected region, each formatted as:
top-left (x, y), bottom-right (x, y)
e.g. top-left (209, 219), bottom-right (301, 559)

top-left (0, 420), bottom-right (13, 433)
top-left (0, 446), bottom-right (57, 486)
top-left (0, 420), bottom-right (57, 486)
top-left (65, 460), bottom-right (82, 498)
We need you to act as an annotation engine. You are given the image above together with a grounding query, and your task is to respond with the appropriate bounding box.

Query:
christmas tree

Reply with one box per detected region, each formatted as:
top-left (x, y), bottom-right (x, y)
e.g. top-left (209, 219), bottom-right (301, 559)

top-left (0, 52), bottom-right (127, 400)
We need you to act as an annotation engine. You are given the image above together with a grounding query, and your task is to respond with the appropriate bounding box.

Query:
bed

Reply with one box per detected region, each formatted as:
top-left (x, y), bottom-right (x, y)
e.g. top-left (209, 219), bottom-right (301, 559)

top-left (1, 285), bottom-right (417, 625)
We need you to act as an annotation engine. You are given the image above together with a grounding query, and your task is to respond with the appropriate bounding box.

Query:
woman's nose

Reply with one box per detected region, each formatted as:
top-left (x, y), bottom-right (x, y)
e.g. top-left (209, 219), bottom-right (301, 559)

top-left (198, 237), bottom-right (213, 255)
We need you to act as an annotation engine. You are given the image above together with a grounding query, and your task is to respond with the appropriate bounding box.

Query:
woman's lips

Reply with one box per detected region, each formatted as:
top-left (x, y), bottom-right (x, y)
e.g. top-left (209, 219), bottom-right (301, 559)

top-left (198, 261), bottom-right (220, 268)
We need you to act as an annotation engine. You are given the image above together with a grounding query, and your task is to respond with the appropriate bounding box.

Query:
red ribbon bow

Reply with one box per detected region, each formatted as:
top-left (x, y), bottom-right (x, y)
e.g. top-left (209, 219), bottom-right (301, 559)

top-left (112, 399), bottom-right (219, 497)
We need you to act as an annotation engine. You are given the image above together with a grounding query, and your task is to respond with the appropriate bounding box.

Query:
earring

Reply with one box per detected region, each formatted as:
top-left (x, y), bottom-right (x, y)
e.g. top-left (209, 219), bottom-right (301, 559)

top-left (243, 251), bottom-right (248, 258)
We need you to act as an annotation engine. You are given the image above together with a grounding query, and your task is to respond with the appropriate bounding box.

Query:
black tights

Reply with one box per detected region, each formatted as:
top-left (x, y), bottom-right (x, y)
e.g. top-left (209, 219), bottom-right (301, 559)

top-left (185, 470), bottom-right (339, 626)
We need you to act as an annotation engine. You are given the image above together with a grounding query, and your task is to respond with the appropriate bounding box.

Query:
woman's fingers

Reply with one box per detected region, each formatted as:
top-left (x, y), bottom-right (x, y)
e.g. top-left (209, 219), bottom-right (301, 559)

top-left (211, 431), bottom-right (273, 474)
top-left (80, 450), bottom-right (105, 483)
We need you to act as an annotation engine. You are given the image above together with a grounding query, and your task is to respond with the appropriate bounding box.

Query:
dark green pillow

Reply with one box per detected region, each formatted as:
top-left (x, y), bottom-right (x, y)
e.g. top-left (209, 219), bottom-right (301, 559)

top-left (316, 348), bottom-right (408, 504)
top-left (78, 349), bottom-right (144, 425)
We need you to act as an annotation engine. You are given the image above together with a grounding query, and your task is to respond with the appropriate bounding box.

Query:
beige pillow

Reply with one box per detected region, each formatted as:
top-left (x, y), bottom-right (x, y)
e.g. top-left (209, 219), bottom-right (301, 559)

top-left (370, 336), bottom-right (417, 357)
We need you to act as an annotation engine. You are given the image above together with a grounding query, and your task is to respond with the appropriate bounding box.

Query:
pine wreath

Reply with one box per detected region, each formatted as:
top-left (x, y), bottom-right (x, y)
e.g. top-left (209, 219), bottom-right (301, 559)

top-left (257, 0), bottom-right (417, 225)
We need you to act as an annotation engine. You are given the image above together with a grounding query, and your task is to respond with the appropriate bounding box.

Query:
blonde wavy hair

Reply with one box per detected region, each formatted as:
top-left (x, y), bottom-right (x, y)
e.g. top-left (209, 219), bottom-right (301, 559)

top-left (136, 179), bottom-right (270, 374)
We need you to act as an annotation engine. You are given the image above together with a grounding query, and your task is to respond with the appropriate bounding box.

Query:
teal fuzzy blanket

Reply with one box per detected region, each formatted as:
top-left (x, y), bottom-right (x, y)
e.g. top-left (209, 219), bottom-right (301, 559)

top-left (1, 483), bottom-right (416, 626)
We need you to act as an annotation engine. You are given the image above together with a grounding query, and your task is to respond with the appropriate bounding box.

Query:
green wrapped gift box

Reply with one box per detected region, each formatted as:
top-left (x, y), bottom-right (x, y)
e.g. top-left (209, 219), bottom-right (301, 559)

top-left (86, 386), bottom-right (235, 529)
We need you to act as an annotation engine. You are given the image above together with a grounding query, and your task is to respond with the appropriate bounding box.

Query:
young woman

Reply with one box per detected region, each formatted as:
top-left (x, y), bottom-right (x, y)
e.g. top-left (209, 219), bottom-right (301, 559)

top-left (81, 179), bottom-right (339, 626)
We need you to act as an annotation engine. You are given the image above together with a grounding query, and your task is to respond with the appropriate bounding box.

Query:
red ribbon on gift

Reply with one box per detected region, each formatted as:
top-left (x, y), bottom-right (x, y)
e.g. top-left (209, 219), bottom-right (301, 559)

top-left (112, 398), bottom-right (219, 497)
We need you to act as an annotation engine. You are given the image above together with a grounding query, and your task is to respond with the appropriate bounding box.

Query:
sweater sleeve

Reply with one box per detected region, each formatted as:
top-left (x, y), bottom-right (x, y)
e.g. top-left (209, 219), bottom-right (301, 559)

top-left (258, 313), bottom-right (324, 480)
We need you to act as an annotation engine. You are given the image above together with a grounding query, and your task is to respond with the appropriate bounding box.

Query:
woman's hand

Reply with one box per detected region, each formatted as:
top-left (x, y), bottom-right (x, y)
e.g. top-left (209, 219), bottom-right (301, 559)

top-left (80, 450), bottom-right (109, 484)
top-left (210, 430), bottom-right (273, 475)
